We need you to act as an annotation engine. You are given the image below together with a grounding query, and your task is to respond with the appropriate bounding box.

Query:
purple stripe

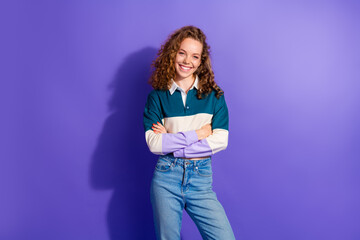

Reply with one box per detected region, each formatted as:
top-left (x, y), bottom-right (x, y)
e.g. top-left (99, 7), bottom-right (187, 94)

top-left (161, 130), bottom-right (198, 154)
top-left (173, 138), bottom-right (213, 158)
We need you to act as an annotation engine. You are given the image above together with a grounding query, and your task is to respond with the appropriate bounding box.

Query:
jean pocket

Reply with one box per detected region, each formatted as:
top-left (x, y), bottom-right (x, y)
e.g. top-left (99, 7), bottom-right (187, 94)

top-left (195, 163), bottom-right (212, 177)
top-left (155, 158), bottom-right (173, 172)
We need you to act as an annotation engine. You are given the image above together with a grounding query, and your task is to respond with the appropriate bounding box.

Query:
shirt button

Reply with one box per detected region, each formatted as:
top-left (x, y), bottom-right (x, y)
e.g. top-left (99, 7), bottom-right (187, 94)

top-left (186, 106), bottom-right (190, 109)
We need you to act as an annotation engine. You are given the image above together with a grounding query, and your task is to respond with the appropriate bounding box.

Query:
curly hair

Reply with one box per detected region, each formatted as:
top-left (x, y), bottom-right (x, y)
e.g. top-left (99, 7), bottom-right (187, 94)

top-left (149, 25), bottom-right (223, 99)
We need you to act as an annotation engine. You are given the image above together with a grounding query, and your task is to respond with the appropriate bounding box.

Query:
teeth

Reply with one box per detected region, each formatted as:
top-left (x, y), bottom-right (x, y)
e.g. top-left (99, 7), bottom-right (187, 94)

top-left (180, 65), bottom-right (191, 70)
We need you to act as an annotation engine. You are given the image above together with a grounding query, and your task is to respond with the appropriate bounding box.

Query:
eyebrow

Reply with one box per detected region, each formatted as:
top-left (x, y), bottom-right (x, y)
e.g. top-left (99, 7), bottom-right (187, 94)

top-left (179, 48), bottom-right (201, 56)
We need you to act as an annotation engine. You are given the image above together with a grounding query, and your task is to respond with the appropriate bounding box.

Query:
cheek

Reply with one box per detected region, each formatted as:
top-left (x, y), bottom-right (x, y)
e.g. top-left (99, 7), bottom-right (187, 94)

top-left (193, 60), bottom-right (201, 69)
top-left (175, 54), bottom-right (184, 62)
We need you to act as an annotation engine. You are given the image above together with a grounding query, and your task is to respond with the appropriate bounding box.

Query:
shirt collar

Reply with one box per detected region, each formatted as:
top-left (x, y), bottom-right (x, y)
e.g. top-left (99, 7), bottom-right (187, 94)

top-left (169, 75), bottom-right (199, 95)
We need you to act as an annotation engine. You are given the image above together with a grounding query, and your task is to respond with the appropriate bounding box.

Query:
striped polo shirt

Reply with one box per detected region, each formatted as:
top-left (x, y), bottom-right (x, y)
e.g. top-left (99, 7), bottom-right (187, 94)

top-left (143, 76), bottom-right (229, 159)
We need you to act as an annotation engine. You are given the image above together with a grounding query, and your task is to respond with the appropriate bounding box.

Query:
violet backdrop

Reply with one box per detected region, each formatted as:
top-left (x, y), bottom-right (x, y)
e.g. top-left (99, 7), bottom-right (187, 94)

top-left (1, 0), bottom-right (359, 239)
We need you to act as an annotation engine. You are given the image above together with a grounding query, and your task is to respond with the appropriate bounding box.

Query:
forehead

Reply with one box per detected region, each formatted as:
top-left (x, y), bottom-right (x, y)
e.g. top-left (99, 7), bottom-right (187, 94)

top-left (179, 38), bottom-right (203, 54)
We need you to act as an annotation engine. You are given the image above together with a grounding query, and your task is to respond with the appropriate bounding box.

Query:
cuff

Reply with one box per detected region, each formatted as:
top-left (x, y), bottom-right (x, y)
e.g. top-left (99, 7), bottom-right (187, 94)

top-left (173, 148), bottom-right (185, 158)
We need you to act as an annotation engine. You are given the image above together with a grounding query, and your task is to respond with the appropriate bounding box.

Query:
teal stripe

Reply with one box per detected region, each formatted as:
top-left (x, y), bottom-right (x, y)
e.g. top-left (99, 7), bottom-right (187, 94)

top-left (143, 88), bottom-right (229, 132)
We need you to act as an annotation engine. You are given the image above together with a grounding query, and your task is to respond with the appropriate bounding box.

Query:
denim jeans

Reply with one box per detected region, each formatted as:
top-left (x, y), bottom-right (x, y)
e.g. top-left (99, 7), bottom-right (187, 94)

top-left (150, 155), bottom-right (235, 240)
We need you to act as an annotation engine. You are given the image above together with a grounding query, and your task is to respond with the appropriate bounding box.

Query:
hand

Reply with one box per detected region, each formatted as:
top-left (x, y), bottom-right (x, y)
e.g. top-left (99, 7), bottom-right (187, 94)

top-left (195, 123), bottom-right (212, 140)
top-left (152, 122), bottom-right (167, 134)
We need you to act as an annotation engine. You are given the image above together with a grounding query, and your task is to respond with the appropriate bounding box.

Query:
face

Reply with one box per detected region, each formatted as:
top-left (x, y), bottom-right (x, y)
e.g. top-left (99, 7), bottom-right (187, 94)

top-left (174, 37), bottom-right (203, 82)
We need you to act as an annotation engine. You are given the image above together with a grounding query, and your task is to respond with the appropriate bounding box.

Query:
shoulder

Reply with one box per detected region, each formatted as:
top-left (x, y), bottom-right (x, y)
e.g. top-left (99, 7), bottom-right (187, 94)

top-left (146, 89), bottom-right (168, 104)
top-left (207, 90), bottom-right (227, 113)
top-left (147, 89), bottom-right (164, 99)
top-left (206, 90), bottom-right (226, 104)
top-left (146, 89), bottom-right (158, 99)
top-left (148, 89), bottom-right (169, 96)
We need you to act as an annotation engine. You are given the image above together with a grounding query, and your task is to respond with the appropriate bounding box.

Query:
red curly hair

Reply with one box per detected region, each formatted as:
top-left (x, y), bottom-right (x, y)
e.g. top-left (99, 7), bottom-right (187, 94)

top-left (149, 25), bottom-right (223, 99)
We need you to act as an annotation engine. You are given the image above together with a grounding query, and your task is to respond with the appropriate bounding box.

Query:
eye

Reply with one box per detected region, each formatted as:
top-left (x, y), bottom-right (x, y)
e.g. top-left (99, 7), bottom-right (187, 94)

top-left (193, 56), bottom-right (199, 59)
top-left (179, 52), bottom-right (185, 55)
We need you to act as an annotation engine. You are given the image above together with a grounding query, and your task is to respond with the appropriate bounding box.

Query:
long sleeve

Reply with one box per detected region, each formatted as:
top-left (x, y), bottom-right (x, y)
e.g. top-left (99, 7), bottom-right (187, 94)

top-left (143, 91), bottom-right (199, 155)
top-left (173, 93), bottom-right (229, 158)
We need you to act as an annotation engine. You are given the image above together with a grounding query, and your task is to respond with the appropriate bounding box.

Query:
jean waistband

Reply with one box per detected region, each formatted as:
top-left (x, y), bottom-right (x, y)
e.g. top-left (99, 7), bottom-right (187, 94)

top-left (159, 155), bottom-right (211, 167)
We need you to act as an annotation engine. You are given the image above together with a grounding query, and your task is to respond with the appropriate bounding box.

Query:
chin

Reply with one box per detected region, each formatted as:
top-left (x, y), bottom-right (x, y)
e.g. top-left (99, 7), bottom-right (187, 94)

top-left (176, 65), bottom-right (195, 79)
top-left (176, 72), bottom-right (194, 80)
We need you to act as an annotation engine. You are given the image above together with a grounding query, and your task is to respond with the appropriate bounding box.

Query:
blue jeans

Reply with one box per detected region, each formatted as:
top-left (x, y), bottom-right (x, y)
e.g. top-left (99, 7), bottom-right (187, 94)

top-left (150, 155), bottom-right (235, 240)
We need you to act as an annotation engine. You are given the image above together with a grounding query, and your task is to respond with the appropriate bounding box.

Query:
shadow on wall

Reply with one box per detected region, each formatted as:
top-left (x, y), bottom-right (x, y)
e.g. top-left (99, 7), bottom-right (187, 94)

top-left (90, 47), bottom-right (158, 240)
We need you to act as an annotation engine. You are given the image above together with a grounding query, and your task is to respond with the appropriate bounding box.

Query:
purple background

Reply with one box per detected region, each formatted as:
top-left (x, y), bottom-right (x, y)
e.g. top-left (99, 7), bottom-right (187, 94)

top-left (1, 0), bottom-right (359, 239)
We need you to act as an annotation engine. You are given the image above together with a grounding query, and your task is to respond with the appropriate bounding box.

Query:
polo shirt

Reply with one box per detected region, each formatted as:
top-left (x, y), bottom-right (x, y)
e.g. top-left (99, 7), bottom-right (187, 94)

top-left (143, 76), bottom-right (229, 159)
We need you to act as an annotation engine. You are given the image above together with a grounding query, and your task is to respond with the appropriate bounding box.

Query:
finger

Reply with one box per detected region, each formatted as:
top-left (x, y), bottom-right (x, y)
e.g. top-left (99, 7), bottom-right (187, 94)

top-left (152, 125), bottom-right (164, 131)
top-left (156, 127), bottom-right (165, 132)
top-left (152, 126), bottom-right (159, 131)
top-left (158, 125), bottom-right (166, 130)
top-left (156, 122), bottom-right (164, 126)
top-left (155, 123), bottom-right (166, 130)
top-left (152, 125), bottom-right (162, 130)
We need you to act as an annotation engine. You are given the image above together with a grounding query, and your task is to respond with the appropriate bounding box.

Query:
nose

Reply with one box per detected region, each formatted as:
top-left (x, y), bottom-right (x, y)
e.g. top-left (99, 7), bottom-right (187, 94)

top-left (183, 55), bottom-right (191, 64)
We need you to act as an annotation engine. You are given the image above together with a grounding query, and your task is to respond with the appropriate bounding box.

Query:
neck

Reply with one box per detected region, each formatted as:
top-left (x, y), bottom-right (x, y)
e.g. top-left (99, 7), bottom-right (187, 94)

top-left (174, 75), bottom-right (195, 93)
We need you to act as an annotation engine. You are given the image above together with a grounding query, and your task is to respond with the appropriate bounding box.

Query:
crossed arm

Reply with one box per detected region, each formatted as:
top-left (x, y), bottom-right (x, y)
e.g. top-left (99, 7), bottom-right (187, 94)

top-left (152, 122), bottom-right (216, 158)
top-left (152, 122), bottom-right (212, 139)
top-left (143, 91), bottom-right (229, 158)
top-left (147, 122), bottom-right (213, 158)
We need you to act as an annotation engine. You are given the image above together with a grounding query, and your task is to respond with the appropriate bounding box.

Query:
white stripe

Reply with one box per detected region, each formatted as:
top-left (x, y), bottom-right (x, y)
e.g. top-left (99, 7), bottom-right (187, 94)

top-left (145, 130), bottom-right (163, 155)
top-left (163, 113), bottom-right (213, 133)
top-left (206, 129), bottom-right (229, 154)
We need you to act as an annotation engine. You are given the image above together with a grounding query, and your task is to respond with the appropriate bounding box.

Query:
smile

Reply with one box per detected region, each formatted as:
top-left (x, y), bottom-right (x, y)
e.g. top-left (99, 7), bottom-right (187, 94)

top-left (179, 64), bottom-right (192, 71)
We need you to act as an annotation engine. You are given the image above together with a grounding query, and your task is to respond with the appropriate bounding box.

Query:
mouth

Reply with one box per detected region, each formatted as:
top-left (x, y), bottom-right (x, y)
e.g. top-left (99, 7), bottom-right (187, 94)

top-left (179, 64), bottom-right (192, 71)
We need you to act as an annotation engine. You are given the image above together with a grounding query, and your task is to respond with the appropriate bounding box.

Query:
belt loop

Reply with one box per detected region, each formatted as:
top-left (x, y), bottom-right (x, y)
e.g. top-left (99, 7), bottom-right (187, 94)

top-left (173, 158), bottom-right (177, 167)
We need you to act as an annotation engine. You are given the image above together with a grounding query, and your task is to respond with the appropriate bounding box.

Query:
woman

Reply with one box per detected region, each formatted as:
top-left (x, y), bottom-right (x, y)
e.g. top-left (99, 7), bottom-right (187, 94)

top-left (143, 25), bottom-right (235, 240)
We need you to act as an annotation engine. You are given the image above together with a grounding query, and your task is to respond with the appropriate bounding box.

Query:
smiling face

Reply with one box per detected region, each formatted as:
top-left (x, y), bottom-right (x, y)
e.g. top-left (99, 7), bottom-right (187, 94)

top-left (174, 37), bottom-right (203, 82)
